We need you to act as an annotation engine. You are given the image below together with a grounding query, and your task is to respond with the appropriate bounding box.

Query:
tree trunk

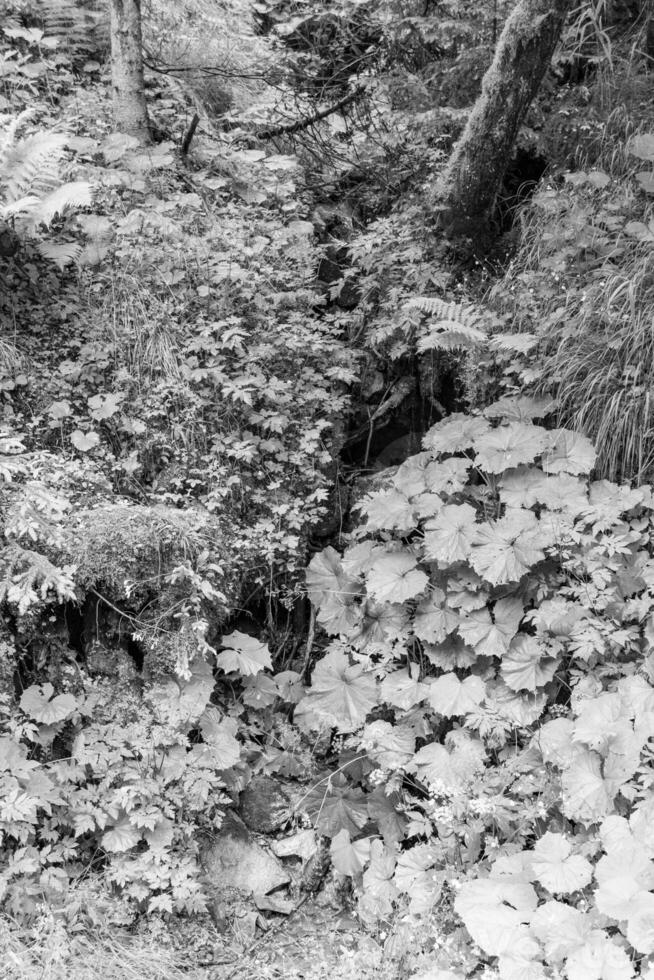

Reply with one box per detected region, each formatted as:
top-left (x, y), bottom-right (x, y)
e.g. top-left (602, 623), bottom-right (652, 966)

top-left (435, 0), bottom-right (572, 243)
top-left (109, 0), bottom-right (150, 143)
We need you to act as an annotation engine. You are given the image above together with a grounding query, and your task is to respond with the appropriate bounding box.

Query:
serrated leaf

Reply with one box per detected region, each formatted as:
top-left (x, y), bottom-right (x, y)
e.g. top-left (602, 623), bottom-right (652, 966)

top-left (366, 551), bottom-right (428, 602)
top-left (561, 748), bottom-right (614, 824)
top-left (635, 171), bottom-right (654, 194)
top-left (199, 709), bottom-right (241, 769)
top-left (242, 671), bottom-right (279, 708)
top-left (470, 511), bottom-right (545, 585)
top-left (428, 672), bottom-right (485, 717)
top-left (531, 832), bottom-right (592, 894)
top-left (530, 900), bottom-right (590, 962)
top-left (20, 684), bottom-right (77, 724)
top-left (594, 876), bottom-right (642, 921)
top-left (360, 720), bottom-right (415, 768)
top-left (144, 818), bottom-right (174, 854)
top-left (306, 546), bottom-right (359, 604)
top-left (628, 133), bottom-right (654, 162)
top-left (361, 489), bottom-right (416, 532)
top-left (350, 599), bottom-right (408, 648)
top-left (474, 422), bottom-right (548, 473)
top-left (541, 429), bottom-right (596, 475)
top-left (501, 635), bottom-right (558, 692)
top-left (149, 659), bottom-right (215, 725)
top-left (534, 718), bottom-right (575, 765)
top-left (425, 635), bottom-right (477, 670)
top-left (454, 878), bottom-right (538, 957)
top-left (330, 828), bottom-right (371, 876)
top-left (457, 597), bottom-right (523, 657)
top-left (625, 891), bottom-right (654, 954)
top-left (380, 664), bottom-right (428, 710)
top-left (484, 395), bottom-right (555, 421)
top-left (423, 458), bottom-right (472, 496)
top-left (565, 932), bottom-right (635, 980)
top-left (408, 735), bottom-right (485, 794)
top-left (573, 693), bottom-right (624, 751)
top-left (423, 413), bottom-right (491, 453)
top-left (70, 429), bottom-right (100, 452)
top-left (215, 630), bottom-right (272, 675)
top-left (300, 650), bottom-right (378, 732)
top-left (361, 839), bottom-right (398, 917)
top-left (48, 399), bottom-right (72, 420)
top-left (423, 503), bottom-right (477, 563)
top-left (304, 780), bottom-right (368, 837)
top-left (102, 814), bottom-right (141, 852)
top-left (394, 842), bottom-right (439, 892)
top-left (414, 588), bottom-right (461, 643)
top-left (367, 786), bottom-right (407, 843)
top-left (88, 391), bottom-right (123, 420)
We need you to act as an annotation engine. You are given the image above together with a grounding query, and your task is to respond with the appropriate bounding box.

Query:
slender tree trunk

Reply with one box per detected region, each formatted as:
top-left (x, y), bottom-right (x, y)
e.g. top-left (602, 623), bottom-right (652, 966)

top-left (109, 0), bottom-right (151, 143)
top-left (435, 0), bottom-right (572, 242)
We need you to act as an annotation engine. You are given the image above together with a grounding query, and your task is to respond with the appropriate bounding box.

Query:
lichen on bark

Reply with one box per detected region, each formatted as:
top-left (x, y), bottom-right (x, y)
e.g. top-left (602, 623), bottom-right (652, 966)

top-left (435, 0), bottom-right (572, 245)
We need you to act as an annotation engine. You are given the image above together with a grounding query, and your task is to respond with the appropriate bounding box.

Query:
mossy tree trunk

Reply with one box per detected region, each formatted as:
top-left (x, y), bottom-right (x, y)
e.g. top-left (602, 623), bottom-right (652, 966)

top-left (436, 0), bottom-right (572, 243)
top-left (109, 0), bottom-right (151, 143)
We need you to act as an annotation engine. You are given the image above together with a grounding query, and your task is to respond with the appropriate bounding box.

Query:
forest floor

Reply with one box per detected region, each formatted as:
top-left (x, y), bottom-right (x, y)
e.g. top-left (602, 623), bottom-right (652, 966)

top-left (2, 896), bottom-right (443, 980)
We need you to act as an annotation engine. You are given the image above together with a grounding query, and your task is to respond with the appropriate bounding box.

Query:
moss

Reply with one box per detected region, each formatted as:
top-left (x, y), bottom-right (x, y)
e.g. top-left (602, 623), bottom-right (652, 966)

top-left (54, 503), bottom-right (242, 612)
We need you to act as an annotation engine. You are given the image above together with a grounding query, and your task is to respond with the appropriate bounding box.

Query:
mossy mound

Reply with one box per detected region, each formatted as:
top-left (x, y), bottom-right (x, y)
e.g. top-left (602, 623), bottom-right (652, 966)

top-left (57, 502), bottom-right (242, 613)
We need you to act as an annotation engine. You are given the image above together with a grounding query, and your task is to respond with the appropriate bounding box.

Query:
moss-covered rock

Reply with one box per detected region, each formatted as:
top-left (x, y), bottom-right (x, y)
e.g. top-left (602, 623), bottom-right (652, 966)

top-left (59, 502), bottom-right (238, 603)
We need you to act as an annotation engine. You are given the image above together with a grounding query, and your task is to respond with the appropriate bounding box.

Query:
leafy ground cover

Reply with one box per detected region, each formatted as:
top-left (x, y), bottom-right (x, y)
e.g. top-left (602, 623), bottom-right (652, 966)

top-left (1, 0), bottom-right (654, 978)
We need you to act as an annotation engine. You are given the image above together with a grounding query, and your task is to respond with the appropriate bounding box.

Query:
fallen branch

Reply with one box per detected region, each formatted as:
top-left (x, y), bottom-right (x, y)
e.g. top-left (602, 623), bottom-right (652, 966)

top-left (255, 86), bottom-right (365, 140)
top-left (181, 113), bottom-right (200, 155)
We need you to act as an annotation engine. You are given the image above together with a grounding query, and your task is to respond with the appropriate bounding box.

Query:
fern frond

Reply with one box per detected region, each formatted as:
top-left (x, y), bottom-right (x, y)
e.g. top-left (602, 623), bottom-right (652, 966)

top-left (0, 543), bottom-right (76, 615)
top-left (489, 332), bottom-right (539, 353)
top-left (0, 340), bottom-right (24, 382)
top-left (1, 195), bottom-right (42, 219)
top-left (1, 133), bottom-right (68, 203)
top-left (407, 297), bottom-right (487, 351)
top-left (0, 109), bottom-right (38, 157)
top-left (406, 296), bottom-right (486, 329)
top-left (417, 323), bottom-right (486, 352)
top-left (36, 180), bottom-right (92, 226)
top-left (36, 240), bottom-right (83, 268)
top-left (33, 0), bottom-right (109, 57)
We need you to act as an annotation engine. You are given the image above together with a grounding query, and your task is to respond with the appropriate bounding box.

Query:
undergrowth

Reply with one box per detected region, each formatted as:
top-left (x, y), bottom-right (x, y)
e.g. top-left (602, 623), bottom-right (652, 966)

top-left (1, 1), bottom-right (654, 979)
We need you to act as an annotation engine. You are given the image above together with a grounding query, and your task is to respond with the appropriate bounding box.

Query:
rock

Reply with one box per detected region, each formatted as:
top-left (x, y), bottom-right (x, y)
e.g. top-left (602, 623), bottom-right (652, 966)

top-left (85, 639), bottom-right (138, 683)
top-left (200, 812), bottom-right (290, 900)
top-left (239, 776), bottom-right (291, 833)
top-left (271, 829), bottom-right (318, 862)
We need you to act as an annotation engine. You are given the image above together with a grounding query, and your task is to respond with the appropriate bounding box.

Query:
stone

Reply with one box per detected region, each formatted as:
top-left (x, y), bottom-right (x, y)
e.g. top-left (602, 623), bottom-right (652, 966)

top-left (200, 812), bottom-right (290, 899)
top-left (238, 775), bottom-right (291, 833)
top-left (271, 829), bottom-right (318, 863)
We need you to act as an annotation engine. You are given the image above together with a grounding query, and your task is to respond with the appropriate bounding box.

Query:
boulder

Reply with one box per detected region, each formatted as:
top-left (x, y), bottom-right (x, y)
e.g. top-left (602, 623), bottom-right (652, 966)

top-left (200, 811), bottom-right (290, 901)
top-left (238, 776), bottom-right (291, 833)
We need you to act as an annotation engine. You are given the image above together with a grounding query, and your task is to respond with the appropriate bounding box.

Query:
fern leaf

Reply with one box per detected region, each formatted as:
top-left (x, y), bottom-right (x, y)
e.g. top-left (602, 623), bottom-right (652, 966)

top-left (407, 296), bottom-right (487, 351)
top-left (1, 133), bottom-right (68, 203)
top-left (36, 181), bottom-right (93, 226)
top-left (489, 332), bottom-right (539, 353)
top-left (417, 323), bottom-right (486, 352)
top-left (406, 296), bottom-right (486, 329)
top-left (34, 0), bottom-right (109, 57)
top-left (0, 109), bottom-right (38, 157)
top-left (1, 195), bottom-right (42, 219)
top-left (36, 240), bottom-right (82, 268)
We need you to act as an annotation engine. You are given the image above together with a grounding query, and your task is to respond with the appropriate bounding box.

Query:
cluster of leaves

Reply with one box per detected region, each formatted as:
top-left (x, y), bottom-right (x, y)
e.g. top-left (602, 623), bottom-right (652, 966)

top-left (481, 133), bottom-right (654, 483)
top-left (0, 35), bottom-right (357, 600)
top-left (0, 627), bottom-right (293, 919)
top-left (300, 398), bottom-right (654, 976)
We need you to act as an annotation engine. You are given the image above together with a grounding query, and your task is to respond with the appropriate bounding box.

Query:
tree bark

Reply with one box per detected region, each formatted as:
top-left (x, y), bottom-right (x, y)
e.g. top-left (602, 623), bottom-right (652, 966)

top-left (109, 0), bottom-right (151, 143)
top-left (435, 0), bottom-right (572, 243)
